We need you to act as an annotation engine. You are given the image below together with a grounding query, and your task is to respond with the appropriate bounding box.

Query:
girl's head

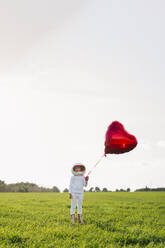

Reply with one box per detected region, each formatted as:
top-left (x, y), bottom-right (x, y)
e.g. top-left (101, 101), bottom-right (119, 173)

top-left (72, 163), bottom-right (86, 176)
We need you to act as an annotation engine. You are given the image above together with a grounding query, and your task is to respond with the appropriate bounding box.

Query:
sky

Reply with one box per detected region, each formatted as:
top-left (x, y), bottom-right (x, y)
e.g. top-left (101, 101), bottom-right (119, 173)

top-left (0, 0), bottom-right (165, 191)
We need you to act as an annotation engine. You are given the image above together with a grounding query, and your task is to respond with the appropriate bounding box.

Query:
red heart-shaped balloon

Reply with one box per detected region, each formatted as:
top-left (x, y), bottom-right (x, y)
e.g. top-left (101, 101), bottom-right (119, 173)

top-left (104, 121), bottom-right (137, 155)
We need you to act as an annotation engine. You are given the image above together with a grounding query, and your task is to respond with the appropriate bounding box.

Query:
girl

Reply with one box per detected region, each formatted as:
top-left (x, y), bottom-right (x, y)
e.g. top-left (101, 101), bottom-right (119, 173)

top-left (69, 163), bottom-right (89, 223)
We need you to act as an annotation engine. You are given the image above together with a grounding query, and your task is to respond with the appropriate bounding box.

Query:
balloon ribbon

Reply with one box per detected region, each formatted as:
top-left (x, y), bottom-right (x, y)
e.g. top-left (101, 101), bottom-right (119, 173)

top-left (87, 154), bottom-right (105, 176)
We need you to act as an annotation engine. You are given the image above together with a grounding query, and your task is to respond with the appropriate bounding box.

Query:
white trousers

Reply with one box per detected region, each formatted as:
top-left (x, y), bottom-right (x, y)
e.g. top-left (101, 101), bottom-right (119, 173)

top-left (70, 193), bottom-right (83, 215)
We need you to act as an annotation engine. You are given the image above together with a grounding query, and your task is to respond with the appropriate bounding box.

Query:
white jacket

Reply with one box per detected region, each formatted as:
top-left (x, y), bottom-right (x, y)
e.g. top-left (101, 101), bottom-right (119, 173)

top-left (69, 175), bottom-right (87, 194)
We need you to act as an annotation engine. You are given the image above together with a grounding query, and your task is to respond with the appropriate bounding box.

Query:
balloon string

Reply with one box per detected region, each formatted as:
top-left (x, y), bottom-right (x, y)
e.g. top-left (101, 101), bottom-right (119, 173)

top-left (87, 154), bottom-right (105, 176)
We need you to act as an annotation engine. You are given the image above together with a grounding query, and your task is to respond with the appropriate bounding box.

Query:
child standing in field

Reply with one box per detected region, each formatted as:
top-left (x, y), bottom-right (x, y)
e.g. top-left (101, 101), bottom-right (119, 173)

top-left (69, 163), bottom-right (89, 224)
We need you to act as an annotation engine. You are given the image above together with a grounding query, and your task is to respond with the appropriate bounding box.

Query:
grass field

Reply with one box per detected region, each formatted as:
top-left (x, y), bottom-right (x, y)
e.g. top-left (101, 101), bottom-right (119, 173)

top-left (0, 192), bottom-right (165, 248)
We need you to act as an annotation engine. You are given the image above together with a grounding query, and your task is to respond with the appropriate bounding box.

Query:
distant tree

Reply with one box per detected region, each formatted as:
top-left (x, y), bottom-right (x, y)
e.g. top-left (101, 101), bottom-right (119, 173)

top-left (89, 187), bottom-right (94, 192)
top-left (145, 186), bottom-right (150, 191)
top-left (116, 189), bottom-right (119, 192)
top-left (102, 187), bottom-right (108, 192)
top-left (63, 188), bottom-right (69, 192)
top-left (119, 189), bottom-right (125, 192)
top-left (95, 187), bottom-right (101, 192)
top-left (18, 185), bottom-right (28, 192)
top-left (127, 188), bottom-right (130, 192)
top-left (52, 186), bottom-right (60, 192)
top-left (0, 180), bottom-right (6, 192)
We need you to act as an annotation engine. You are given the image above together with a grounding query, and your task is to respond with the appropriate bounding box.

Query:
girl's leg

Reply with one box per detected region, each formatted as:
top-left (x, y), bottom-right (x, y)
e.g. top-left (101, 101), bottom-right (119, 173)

top-left (77, 194), bottom-right (83, 215)
top-left (70, 194), bottom-right (77, 215)
top-left (77, 194), bottom-right (84, 223)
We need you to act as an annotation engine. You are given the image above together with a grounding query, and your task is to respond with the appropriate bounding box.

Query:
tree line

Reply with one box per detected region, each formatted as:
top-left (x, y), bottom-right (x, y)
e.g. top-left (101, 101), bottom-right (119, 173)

top-left (0, 180), bottom-right (60, 192)
top-left (1, 180), bottom-right (165, 192)
top-left (135, 186), bottom-right (165, 192)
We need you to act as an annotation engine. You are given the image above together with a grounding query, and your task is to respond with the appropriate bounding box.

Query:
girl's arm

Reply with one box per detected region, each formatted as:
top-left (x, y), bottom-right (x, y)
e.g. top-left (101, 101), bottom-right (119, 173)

top-left (84, 176), bottom-right (89, 187)
top-left (69, 176), bottom-right (73, 194)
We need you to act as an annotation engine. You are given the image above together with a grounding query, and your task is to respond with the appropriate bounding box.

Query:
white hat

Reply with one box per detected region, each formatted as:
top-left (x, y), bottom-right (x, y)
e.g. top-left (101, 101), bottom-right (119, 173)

top-left (72, 163), bottom-right (86, 176)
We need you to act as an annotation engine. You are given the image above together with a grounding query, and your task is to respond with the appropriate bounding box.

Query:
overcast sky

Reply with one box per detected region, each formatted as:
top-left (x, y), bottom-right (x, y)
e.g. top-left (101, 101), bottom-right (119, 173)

top-left (0, 0), bottom-right (165, 191)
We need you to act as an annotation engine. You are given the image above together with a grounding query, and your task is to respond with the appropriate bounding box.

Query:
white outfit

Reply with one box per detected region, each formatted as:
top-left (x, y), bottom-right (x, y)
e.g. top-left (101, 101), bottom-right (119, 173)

top-left (69, 175), bottom-right (87, 215)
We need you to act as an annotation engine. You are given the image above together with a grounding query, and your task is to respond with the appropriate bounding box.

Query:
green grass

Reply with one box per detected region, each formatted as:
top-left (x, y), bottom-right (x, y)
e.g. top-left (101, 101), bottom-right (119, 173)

top-left (0, 192), bottom-right (165, 247)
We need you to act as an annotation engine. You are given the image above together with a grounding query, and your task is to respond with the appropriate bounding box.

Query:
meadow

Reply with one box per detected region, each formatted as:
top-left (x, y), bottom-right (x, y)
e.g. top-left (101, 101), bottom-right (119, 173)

top-left (0, 192), bottom-right (165, 248)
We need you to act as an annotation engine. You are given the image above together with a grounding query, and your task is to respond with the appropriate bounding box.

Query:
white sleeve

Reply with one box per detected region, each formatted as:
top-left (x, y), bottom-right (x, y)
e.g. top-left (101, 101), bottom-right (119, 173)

top-left (69, 176), bottom-right (73, 193)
